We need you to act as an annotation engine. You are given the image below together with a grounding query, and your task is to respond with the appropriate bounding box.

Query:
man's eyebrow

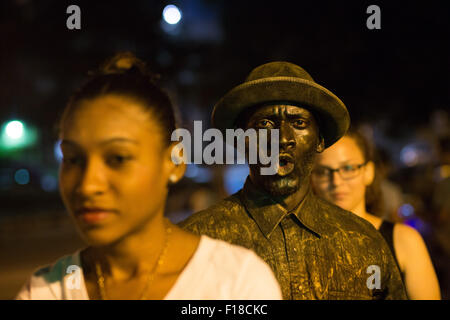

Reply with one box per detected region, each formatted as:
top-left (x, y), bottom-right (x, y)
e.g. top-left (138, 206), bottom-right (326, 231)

top-left (250, 112), bottom-right (311, 121)
top-left (252, 107), bottom-right (311, 118)
top-left (285, 109), bottom-right (312, 117)
top-left (285, 112), bottom-right (310, 119)
top-left (60, 138), bottom-right (139, 147)
top-left (251, 111), bottom-right (280, 119)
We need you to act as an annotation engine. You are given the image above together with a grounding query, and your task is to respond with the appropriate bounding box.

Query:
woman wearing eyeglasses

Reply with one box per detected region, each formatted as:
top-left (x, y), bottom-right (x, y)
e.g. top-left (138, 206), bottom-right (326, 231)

top-left (310, 128), bottom-right (441, 300)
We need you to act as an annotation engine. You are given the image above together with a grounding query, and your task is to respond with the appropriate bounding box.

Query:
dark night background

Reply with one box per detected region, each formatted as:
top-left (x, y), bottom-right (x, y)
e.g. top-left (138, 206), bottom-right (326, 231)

top-left (0, 0), bottom-right (449, 299)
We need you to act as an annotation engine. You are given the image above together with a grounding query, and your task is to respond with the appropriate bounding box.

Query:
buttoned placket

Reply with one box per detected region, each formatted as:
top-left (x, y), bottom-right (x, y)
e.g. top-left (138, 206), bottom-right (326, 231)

top-left (278, 214), bottom-right (311, 300)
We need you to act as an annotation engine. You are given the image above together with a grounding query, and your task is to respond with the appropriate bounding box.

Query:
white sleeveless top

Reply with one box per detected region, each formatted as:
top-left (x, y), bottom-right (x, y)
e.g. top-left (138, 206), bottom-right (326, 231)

top-left (15, 236), bottom-right (282, 300)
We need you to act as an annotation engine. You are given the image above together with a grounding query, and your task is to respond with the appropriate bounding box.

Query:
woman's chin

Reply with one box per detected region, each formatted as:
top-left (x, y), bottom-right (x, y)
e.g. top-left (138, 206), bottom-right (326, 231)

top-left (77, 228), bottom-right (122, 247)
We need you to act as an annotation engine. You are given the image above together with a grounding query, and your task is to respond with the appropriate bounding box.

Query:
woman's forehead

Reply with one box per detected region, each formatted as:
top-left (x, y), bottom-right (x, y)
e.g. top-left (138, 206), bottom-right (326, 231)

top-left (318, 136), bottom-right (365, 163)
top-left (60, 95), bottom-right (161, 143)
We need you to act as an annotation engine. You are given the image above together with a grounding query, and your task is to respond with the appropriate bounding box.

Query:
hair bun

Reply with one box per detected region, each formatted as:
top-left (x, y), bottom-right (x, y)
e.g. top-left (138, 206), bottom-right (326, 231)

top-left (88, 51), bottom-right (161, 83)
top-left (99, 51), bottom-right (145, 75)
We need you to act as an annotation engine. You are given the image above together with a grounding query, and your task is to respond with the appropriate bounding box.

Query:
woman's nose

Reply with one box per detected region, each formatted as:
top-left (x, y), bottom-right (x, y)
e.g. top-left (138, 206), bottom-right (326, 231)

top-left (329, 170), bottom-right (344, 187)
top-left (76, 158), bottom-right (107, 197)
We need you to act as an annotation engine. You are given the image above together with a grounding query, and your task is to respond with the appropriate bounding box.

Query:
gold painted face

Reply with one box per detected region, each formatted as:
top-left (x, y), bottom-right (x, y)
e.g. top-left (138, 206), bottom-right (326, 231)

top-left (58, 94), bottom-right (177, 246)
top-left (311, 136), bottom-right (374, 213)
top-left (244, 104), bottom-right (324, 196)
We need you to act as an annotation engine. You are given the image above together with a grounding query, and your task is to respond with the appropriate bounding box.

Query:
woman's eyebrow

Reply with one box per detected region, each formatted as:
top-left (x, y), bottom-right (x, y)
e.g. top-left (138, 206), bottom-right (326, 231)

top-left (60, 137), bottom-right (139, 147)
top-left (99, 137), bottom-right (139, 146)
top-left (317, 159), bottom-right (358, 168)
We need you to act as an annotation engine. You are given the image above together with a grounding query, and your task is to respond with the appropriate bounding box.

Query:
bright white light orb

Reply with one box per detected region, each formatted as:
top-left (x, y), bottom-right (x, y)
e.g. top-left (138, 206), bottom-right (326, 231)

top-left (5, 120), bottom-right (24, 139)
top-left (163, 5), bottom-right (182, 25)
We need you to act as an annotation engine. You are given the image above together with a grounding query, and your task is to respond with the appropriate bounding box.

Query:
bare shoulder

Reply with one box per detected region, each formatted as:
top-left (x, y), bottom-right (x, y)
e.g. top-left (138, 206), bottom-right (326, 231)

top-left (393, 223), bottom-right (429, 262)
top-left (393, 222), bottom-right (441, 299)
top-left (393, 223), bottom-right (426, 272)
top-left (394, 223), bottom-right (425, 246)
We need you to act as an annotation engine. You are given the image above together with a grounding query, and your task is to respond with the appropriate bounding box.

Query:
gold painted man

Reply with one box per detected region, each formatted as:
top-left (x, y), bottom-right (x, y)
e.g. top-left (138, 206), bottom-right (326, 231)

top-left (180, 62), bottom-right (407, 300)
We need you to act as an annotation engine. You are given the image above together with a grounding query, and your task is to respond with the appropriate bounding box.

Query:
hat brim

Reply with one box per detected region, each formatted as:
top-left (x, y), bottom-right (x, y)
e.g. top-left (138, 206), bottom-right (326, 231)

top-left (211, 76), bottom-right (350, 148)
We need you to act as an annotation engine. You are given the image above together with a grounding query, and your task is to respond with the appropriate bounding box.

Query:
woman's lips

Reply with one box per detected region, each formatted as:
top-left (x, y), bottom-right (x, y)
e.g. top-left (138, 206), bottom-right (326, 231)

top-left (75, 208), bottom-right (116, 224)
top-left (331, 193), bottom-right (348, 201)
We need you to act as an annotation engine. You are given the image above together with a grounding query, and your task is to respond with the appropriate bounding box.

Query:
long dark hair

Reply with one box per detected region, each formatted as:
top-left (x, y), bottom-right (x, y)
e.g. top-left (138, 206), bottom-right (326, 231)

top-left (58, 52), bottom-right (177, 146)
top-left (345, 127), bottom-right (384, 217)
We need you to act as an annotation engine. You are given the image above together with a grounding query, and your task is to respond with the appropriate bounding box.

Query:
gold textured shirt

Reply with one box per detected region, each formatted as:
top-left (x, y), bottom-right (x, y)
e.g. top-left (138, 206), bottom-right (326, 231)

top-left (179, 178), bottom-right (407, 300)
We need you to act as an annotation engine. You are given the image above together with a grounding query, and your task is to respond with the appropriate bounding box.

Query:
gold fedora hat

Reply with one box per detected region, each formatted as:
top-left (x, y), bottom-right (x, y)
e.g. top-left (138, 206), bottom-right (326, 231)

top-left (211, 61), bottom-right (350, 148)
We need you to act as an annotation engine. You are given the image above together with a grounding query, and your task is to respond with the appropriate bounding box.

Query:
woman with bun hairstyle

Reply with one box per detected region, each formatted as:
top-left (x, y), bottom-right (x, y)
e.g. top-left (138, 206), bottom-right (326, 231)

top-left (16, 53), bottom-right (282, 300)
top-left (310, 127), bottom-right (441, 300)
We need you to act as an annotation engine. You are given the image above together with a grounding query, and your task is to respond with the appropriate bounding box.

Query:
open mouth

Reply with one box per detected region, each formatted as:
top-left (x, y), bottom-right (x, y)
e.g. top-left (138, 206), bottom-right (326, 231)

top-left (276, 154), bottom-right (295, 176)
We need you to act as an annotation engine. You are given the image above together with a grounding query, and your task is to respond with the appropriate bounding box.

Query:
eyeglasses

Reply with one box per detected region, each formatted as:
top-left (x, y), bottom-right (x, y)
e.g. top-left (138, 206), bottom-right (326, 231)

top-left (312, 161), bottom-right (368, 181)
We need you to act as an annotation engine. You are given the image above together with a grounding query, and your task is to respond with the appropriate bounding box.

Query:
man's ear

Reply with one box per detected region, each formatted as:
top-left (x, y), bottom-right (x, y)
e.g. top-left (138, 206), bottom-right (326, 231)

top-left (316, 135), bottom-right (325, 153)
top-left (364, 161), bottom-right (375, 186)
top-left (165, 142), bottom-right (186, 184)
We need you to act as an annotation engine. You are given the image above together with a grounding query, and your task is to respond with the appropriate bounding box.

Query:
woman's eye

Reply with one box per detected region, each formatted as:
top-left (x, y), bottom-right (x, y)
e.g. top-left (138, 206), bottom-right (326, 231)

top-left (107, 155), bottom-right (131, 166)
top-left (342, 165), bottom-right (357, 173)
top-left (62, 156), bottom-right (83, 166)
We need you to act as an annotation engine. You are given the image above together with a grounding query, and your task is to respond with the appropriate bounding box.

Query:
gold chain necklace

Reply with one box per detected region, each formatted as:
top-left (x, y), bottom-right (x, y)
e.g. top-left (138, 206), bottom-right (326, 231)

top-left (94, 220), bottom-right (172, 300)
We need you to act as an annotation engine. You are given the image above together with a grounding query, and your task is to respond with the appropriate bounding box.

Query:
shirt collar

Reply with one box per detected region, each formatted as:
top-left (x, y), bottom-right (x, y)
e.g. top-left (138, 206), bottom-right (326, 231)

top-left (239, 177), bottom-right (324, 239)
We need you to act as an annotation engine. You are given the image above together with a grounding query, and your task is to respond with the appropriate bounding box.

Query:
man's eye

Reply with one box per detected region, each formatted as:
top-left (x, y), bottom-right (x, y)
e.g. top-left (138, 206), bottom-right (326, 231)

top-left (257, 119), bottom-right (273, 128)
top-left (293, 119), bottom-right (307, 128)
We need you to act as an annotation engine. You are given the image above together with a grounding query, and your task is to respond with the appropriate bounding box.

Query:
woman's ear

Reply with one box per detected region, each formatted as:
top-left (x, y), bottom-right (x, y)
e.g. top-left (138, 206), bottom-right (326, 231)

top-left (363, 161), bottom-right (375, 186)
top-left (165, 142), bottom-right (186, 184)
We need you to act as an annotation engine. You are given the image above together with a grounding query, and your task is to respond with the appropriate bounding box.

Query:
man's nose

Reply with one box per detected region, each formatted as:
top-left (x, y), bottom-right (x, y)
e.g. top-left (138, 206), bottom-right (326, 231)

top-left (76, 158), bottom-right (107, 197)
top-left (279, 121), bottom-right (296, 151)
